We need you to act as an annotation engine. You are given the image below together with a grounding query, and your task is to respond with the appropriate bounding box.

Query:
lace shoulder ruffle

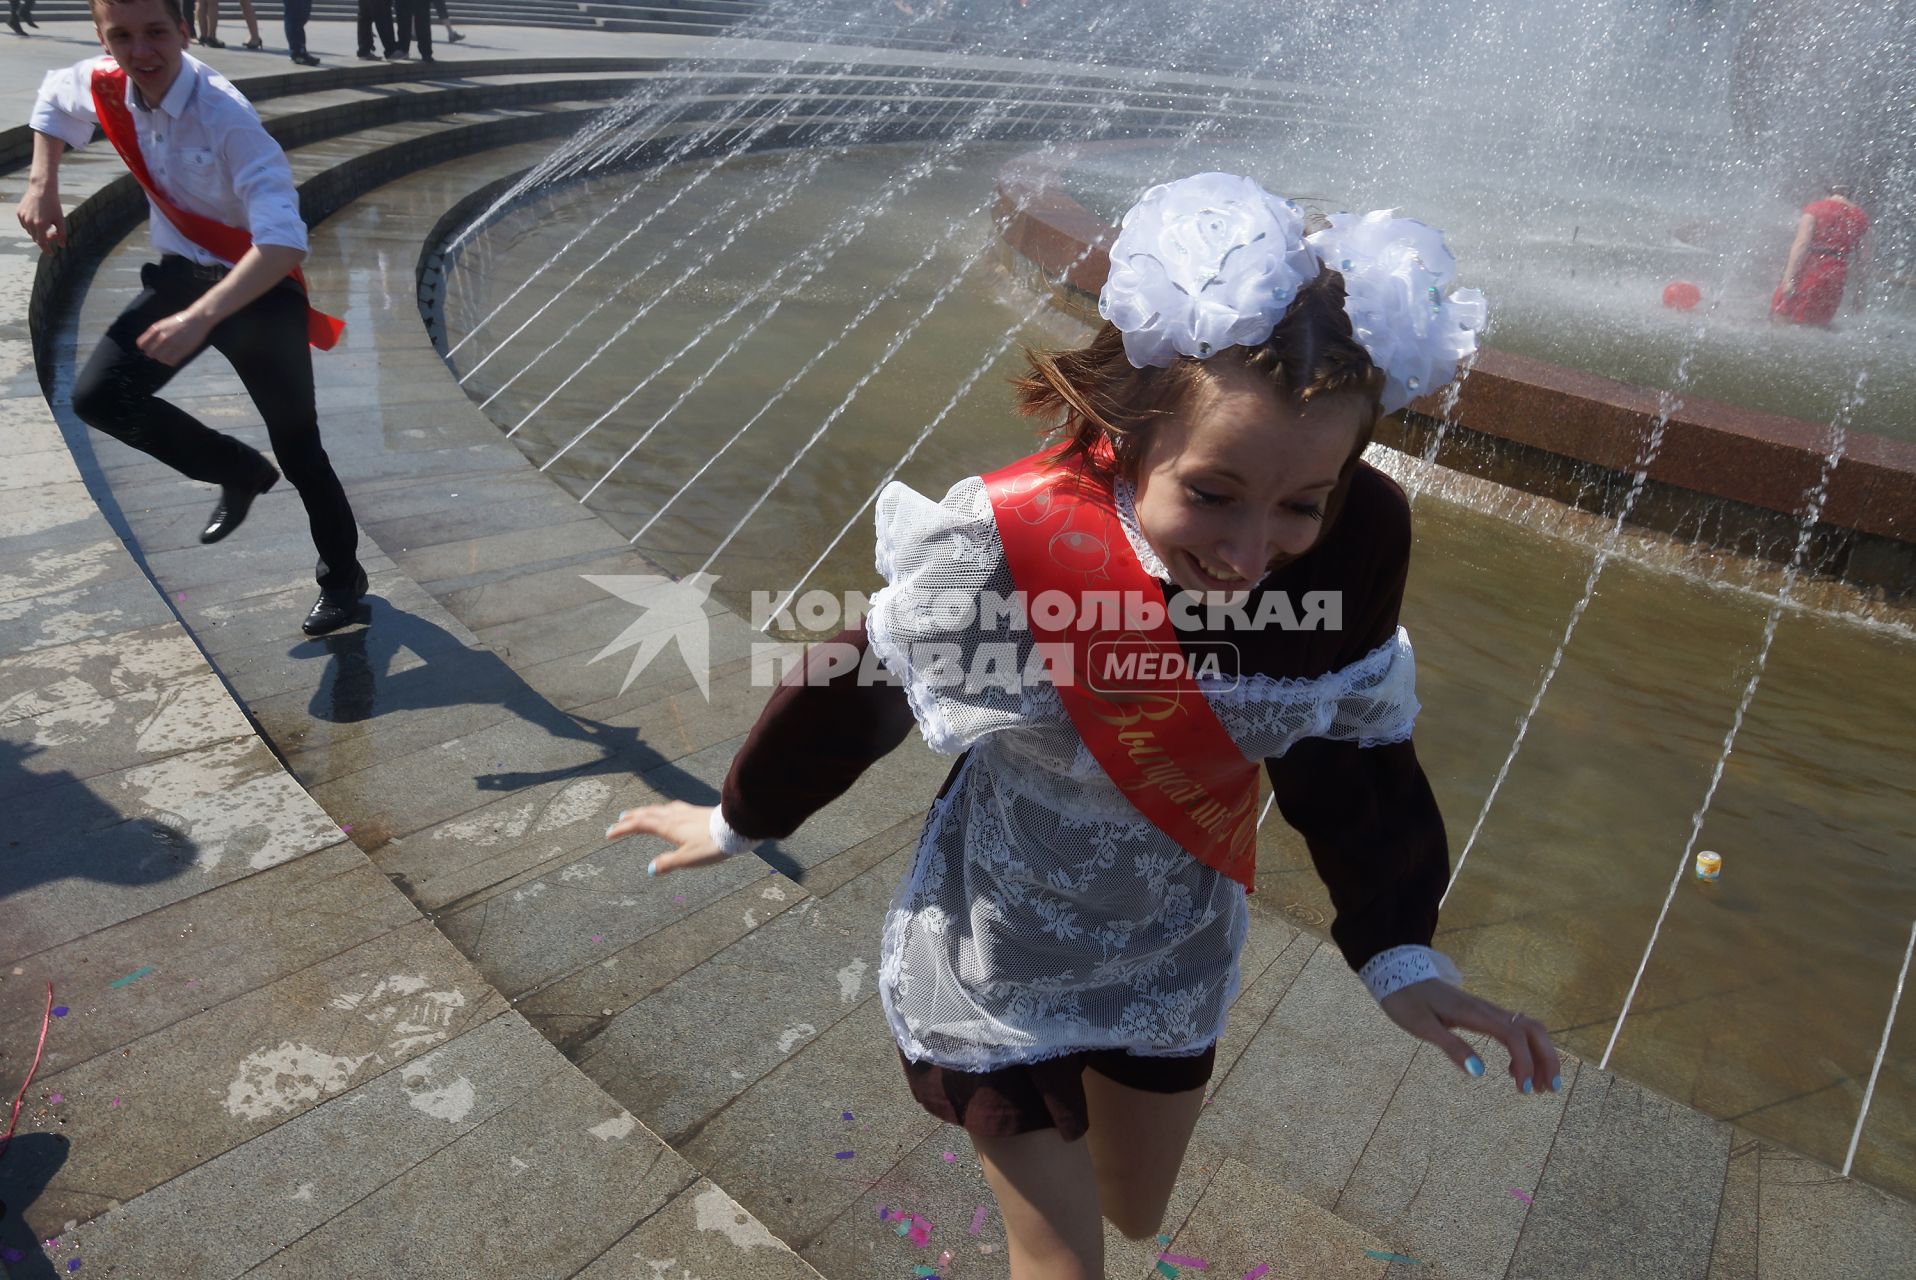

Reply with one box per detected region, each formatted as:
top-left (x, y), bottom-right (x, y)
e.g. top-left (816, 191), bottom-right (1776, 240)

top-left (1204, 628), bottom-right (1421, 751)
top-left (867, 478), bottom-right (1044, 756)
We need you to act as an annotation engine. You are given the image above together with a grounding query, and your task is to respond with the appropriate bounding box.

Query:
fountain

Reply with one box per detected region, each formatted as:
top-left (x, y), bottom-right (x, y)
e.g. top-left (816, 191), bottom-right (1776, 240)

top-left (420, 0), bottom-right (1916, 1203)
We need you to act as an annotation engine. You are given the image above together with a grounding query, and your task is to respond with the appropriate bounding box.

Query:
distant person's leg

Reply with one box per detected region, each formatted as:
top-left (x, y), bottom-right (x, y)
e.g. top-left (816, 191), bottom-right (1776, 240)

top-left (408, 0), bottom-right (433, 61)
top-left (284, 0), bottom-right (318, 63)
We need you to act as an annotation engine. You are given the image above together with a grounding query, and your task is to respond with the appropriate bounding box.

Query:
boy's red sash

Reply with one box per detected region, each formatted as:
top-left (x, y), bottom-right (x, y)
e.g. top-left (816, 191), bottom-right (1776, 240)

top-left (89, 64), bottom-right (344, 351)
top-left (982, 449), bottom-right (1261, 891)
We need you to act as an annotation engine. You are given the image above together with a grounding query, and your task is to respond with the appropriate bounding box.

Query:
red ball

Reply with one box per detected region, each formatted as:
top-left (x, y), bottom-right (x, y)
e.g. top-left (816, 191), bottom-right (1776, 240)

top-left (1662, 280), bottom-right (1702, 310)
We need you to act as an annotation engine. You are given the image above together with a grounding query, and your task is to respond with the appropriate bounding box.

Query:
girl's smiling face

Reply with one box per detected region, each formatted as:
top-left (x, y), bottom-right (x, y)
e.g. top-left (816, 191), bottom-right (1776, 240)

top-left (1131, 360), bottom-right (1370, 595)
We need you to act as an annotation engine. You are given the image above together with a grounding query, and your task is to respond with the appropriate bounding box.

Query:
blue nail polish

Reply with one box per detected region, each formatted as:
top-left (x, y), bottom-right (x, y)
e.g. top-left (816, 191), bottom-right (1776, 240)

top-left (646, 860), bottom-right (657, 877)
top-left (1552, 1074), bottom-right (1563, 1092)
top-left (1465, 1055), bottom-right (1485, 1077)
top-left (1522, 1079), bottom-right (1534, 1094)
top-left (605, 825), bottom-right (618, 840)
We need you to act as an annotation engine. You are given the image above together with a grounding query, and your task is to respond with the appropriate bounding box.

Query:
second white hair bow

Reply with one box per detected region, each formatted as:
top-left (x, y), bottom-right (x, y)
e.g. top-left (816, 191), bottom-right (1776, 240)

top-left (1307, 209), bottom-right (1488, 413)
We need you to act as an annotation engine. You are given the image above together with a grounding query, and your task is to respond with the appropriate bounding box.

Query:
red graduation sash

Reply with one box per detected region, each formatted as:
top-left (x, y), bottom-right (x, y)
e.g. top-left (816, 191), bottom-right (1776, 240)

top-left (982, 448), bottom-right (1262, 892)
top-left (89, 64), bottom-right (344, 351)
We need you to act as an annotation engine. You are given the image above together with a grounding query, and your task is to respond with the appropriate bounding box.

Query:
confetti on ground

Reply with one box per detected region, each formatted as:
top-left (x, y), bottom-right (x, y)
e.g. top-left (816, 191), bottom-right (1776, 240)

top-left (174, 592), bottom-right (184, 601)
top-left (942, 1150), bottom-right (956, 1162)
top-left (672, 894), bottom-right (685, 904)
top-left (109, 1099), bottom-right (121, 1109)
top-left (912, 1269), bottom-right (937, 1279)
top-left (590, 935), bottom-right (604, 943)
top-left (341, 824), bottom-right (353, 833)
top-left (938, 1250), bottom-right (952, 1268)
top-left (110, 966), bottom-right (156, 989)
top-left (1155, 1263), bottom-right (1179, 1278)
top-left (1158, 1235), bottom-right (1172, 1246)
top-left (879, 1206), bottom-right (891, 1220)
top-left (51, 1007), bottom-right (68, 1018)
top-left (968, 1206), bottom-right (989, 1235)
top-left (1242, 1266), bottom-right (1270, 1280)
top-left (185, 979), bottom-right (200, 988)
top-left (909, 1225), bottom-right (931, 1248)
top-left (843, 1111), bottom-right (854, 1121)
top-left (67, 1259), bottom-right (81, 1272)
top-left (835, 1151), bottom-right (854, 1160)
top-left (1510, 1188), bottom-right (1533, 1204)
top-left (1160, 1254), bottom-right (1209, 1268)
top-left (47, 1094), bottom-right (63, 1105)
top-left (1366, 1251), bottom-right (1421, 1265)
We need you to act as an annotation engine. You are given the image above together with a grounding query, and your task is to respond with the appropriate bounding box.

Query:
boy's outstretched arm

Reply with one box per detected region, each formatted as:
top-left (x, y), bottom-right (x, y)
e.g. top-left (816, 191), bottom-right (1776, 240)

top-left (17, 131), bottom-right (69, 252)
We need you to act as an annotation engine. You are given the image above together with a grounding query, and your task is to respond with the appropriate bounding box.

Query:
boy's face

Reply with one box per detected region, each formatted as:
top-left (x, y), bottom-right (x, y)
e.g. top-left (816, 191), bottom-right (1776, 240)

top-left (95, 0), bottom-right (190, 106)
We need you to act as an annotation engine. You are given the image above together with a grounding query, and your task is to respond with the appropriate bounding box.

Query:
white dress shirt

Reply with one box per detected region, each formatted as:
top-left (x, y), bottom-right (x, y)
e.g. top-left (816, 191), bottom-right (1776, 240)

top-left (31, 53), bottom-right (308, 265)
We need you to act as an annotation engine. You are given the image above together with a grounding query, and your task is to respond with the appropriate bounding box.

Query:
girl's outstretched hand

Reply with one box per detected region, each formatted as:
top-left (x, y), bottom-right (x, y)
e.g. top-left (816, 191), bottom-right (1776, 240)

top-left (1378, 979), bottom-right (1563, 1096)
top-left (606, 801), bottom-right (728, 877)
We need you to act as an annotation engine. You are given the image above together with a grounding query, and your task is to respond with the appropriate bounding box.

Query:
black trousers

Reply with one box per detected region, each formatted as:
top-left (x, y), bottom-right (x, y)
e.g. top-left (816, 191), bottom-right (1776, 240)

top-left (281, 0), bottom-right (310, 55)
top-left (393, 0), bottom-right (431, 56)
top-left (357, 0), bottom-right (396, 54)
top-left (71, 257), bottom-right (363, 594)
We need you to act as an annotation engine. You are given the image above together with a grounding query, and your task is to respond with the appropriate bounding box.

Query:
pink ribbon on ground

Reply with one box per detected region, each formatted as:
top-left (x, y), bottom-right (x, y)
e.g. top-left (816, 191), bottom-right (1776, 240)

top-left (0, 982), bottom-right (54, 1161)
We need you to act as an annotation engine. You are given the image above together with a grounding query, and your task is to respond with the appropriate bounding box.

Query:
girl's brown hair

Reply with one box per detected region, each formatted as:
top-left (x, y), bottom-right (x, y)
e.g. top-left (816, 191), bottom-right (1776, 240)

top-left (1012, 268), bottom-right (1381, 481)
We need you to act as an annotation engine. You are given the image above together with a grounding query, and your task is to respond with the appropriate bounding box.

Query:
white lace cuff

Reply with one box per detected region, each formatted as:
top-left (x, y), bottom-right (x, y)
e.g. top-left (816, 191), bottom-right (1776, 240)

top-left (1357, 944), bottom-right (1461, 1002)
top-left (709, 807), bottom-right (761, 859)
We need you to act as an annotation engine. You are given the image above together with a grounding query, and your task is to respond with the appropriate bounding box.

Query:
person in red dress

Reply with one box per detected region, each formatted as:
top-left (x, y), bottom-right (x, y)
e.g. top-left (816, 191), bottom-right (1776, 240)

top-left (1771, 185), bottom-right (1870, 326)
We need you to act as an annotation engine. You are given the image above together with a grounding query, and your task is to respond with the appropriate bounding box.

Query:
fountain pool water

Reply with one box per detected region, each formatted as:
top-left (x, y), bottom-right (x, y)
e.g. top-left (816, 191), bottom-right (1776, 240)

top-left (435, 136), bottom-right (1916, 1197)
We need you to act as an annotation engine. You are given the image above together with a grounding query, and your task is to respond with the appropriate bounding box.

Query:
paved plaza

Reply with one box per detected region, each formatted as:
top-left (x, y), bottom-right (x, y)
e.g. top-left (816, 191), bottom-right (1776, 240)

top-left (2, 17), bottom-right (1915, 1279)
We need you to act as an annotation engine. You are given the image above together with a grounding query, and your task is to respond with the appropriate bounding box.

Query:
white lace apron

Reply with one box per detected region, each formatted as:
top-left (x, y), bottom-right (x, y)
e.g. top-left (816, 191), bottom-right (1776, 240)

top-left (867, 475), bottom-right (1421, 1071)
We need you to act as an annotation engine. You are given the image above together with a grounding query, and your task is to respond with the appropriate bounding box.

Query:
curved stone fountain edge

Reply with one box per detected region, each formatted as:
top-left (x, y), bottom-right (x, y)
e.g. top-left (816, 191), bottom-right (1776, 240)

top-left (993, 150), bottom-right (1916, 597)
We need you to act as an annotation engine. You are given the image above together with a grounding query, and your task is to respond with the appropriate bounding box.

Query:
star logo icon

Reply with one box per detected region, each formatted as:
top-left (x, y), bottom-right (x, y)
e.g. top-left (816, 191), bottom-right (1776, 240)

top-left (582, 573), bottom-right (718, 698)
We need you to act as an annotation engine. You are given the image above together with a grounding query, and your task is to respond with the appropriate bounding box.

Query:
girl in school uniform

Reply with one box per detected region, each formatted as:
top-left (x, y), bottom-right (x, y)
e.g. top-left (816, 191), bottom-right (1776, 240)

top-left (609, 173), bottom-right (1562, 1280)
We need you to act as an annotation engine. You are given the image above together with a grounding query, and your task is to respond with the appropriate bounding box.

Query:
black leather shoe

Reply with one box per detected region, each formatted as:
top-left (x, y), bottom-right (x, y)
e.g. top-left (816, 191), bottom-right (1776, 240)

top-left (200, 464), bottom-right (279, 544)
top-left (302, 568), bottom-right (370, 636)
top-left (291, 51), bottom-right (320, 66)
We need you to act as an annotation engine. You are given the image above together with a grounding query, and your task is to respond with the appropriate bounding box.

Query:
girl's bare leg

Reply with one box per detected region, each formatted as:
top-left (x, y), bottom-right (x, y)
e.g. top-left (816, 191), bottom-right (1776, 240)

top-left (238, 0), bottom-right (260, 42)
top-left (1082, 1071), bottom-right (1207, 1241)
top-left (971, 1127), bottom-right (1104, 1280)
